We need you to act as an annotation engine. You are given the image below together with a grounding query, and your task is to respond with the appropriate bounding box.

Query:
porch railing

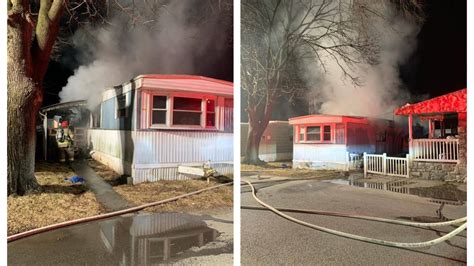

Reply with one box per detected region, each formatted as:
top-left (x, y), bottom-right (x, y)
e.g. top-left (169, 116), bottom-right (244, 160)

top-left (411, 139), bottom-right (459, 163)
top-left (364, 153), bottom-right (409, 178)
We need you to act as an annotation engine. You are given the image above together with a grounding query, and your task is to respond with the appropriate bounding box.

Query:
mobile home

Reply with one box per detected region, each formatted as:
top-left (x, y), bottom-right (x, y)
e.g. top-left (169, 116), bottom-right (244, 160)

top-left (89, 75), bottom-right (233, 184)
top-left (289, 114), bottom-right (403, 170)
top-left (240, 121), bottom-right (293, 162)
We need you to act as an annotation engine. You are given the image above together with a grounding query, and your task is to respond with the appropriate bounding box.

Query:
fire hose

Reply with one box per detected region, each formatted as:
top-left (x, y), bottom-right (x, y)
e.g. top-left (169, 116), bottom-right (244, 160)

top-left (242, 180), bottom-right (467, 248)
top-left (8, 182), bottom-right (233, 243)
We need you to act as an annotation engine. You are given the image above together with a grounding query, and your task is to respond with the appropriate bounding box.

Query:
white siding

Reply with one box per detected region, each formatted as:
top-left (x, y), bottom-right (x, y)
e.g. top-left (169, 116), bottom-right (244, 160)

top-left (133, 131), bottom-right (232, 164)
top-left (89, 129), bottom-right (233, 183)
top-left (293, 143), bottom-right (348, 170)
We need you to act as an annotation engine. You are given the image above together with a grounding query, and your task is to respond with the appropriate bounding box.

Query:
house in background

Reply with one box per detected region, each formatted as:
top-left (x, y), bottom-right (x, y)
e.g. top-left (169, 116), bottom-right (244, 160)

top-left (394, 88), bottom-right (467, 181)
top-left (289, 114), bottom-right (403, 170)
top-left (240, 121), bottom-right (293, 162)
top-left (89, 75), bottom-right (233, 184)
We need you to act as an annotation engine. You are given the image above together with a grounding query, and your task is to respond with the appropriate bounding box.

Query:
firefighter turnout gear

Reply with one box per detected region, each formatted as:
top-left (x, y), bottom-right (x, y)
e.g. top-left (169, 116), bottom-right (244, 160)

top-left (56, 125), bottom-right (75, 162)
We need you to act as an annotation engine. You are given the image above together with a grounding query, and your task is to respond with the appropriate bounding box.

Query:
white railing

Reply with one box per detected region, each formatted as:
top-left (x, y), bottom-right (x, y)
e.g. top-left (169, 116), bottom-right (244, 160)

top-left (347, 153), bottom-right (363, 170)
top-left (411, 139), bottom-right (459, 163)
top-left (364, 153), bottom-right (409, 178)
top-left (385, 156), bottom-right (409, 177)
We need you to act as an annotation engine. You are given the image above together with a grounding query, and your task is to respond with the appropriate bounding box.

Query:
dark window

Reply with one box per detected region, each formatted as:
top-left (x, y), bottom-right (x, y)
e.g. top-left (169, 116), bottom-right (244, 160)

top-left (323, 125), bottom-right (331, 141)
top-left (172, 97), bottom-right (202, 126)
top-left (307, 126), bottom-right (321, 141)
top-left (153, 96), bottom-right (167, 109)
top-left (148, 239), bottom-right (165, 261)
top-left (152, 110), bottom-right (166, 124)
top-left (174, 97), bottom-right (201, 111)
top-left (116, 94), bottom-right (127, 118)
top-left (152, 96), bottom-right (167, 125)
top-left (173, 111), bottom-right (201, 125)
top-left (376, 130), bottom-right (387, 142)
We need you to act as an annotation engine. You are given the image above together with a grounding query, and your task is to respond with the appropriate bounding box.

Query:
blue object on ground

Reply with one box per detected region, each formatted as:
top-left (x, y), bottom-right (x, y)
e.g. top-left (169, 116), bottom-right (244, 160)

top-left (67, 176), bottom-right (85, 184)
top-left (281, 164), bottom-right (288, 168)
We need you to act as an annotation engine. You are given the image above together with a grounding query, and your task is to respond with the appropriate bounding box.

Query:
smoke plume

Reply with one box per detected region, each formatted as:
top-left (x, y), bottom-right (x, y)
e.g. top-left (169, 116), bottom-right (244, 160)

top-left (303, 2), bottom-right (420, 119)
top-left (59, 0), bottom-right (232, 109)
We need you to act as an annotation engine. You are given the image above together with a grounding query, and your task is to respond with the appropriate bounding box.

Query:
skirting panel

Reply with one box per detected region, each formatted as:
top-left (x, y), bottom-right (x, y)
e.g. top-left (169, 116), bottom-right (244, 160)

top-left (91, 150), bottom-right (133, 176)
top-left (293, 159), bottom-right (347, 171)
top-left (132, 163), bottom-right (234, 184)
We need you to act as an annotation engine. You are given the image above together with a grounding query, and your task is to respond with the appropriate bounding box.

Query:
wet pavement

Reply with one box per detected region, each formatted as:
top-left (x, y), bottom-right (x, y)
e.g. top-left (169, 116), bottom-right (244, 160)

top-left (8, 211), bottom-right (233, 265)
top-left (241, 179), bottom-right (466, 265)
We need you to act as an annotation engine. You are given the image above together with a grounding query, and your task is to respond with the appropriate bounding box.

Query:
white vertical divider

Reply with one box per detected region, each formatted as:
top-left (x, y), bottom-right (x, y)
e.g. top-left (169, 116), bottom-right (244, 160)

top-left (233, 2), bottom-right (241, 265)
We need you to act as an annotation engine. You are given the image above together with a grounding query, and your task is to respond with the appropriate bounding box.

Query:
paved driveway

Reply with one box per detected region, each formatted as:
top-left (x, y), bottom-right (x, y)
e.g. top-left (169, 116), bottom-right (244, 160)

top-left (241, 179), bottom-right (466, 265)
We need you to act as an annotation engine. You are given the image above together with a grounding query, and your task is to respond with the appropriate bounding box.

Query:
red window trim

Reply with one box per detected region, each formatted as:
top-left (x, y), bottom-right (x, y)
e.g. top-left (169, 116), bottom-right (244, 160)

top-left (147, 92), bottom-right (218, 130)
top-left (295, 123), bottom-right (335, 144)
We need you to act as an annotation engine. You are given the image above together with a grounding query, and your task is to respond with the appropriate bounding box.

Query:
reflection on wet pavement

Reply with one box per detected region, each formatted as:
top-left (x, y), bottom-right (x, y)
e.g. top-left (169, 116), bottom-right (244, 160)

top-left (325, 178), bottom-right (466, 203)
top-left (8, 212), bottom-right (219, 265)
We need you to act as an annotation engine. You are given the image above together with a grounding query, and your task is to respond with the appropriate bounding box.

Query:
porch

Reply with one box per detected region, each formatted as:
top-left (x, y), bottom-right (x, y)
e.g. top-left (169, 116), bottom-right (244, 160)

top-left (364, 89), bottom-right (467, 181)
top-left (396, 89), bottom-right (466, 166)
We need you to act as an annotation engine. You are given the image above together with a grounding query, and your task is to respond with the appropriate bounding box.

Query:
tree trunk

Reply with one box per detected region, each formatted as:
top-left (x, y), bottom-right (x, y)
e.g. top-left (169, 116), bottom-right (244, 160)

top-left (243, 112), bottom-right (271, 164)
top-left (7, 5), bottom-right (41, 195)
top-left (244, 123), bottom-right (265, 164)
top-left (243, 88), bottom-right (275, 164)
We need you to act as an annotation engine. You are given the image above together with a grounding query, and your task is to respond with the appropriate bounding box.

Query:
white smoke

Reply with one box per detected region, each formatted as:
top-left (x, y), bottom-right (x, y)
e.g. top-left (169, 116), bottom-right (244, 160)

top-left (304, 2), bottom-right (420, 119)
top-left (59, 0), bottom-right (231, 109)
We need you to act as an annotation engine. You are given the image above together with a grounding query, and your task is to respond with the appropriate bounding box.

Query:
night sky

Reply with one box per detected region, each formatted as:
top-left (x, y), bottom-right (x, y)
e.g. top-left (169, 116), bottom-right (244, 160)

top-left (400, 0), bottom-right (466, 97)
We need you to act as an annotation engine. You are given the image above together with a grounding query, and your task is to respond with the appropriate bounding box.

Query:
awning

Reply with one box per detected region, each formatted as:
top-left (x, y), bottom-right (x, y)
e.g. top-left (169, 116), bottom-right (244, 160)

top-left (394, 88), bottom-right (466, 116)
top-left (40, 100), bottom-right (87, 113)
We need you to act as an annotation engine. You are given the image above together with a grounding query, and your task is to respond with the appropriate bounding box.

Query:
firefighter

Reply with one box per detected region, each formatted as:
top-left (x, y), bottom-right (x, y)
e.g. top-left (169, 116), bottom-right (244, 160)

top-left (56, 120), bottom-right (75, 162)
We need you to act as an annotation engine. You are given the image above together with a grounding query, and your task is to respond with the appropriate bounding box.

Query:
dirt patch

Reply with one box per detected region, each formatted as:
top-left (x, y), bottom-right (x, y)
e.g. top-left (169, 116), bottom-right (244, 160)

top-left (241, 162), bottom-right (292, 171)
top-left (8, 161), bottom-right (102, 236)
top-left (87, 159), bottom-right (127, 186)
top-left (242, 163), bottom-right (344, 179)
top-left (114, 180), bottom-right (233, 212)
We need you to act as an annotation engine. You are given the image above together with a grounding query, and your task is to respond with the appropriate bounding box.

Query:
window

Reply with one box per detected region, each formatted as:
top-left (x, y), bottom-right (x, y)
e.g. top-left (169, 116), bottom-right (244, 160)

top-left (299, 127), bottom-right (305, 142)
top-left (307, 126), bottom-right (321, 141)
top-left (298, 124), bottom-right (334, 143)
top-left (323, 125), bottom-right (331, 141)
top-left (172, 97), bottom-right (202, 126)
top-left (206, 99), bottom-right (215, 127)
top-left (152, 96), bottom-right (167, 125)
top-left (376, 130), bottom-right (387, 142)
top-left (116, 94), bottom-right (128, 118)
top-left (149, 94), bottom-right (219, 129)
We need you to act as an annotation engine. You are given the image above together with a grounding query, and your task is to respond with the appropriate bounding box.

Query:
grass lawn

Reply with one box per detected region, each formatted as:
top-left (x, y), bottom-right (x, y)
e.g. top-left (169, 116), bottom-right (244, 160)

top-left (8, 161), bottom-right (102, 236)
top-left (89, 160), bottom-right (233, 213)
top-left (114, 181), bottom-right (233, 212)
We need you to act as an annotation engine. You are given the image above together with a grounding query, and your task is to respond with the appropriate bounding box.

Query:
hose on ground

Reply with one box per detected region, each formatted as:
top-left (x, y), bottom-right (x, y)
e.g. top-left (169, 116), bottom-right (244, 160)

top-left (8, 182), bottom-right (233, 243)
top-left (240, 205), bottom-right (466, 228)
top-left (242, 180), bottom-right (467, 248)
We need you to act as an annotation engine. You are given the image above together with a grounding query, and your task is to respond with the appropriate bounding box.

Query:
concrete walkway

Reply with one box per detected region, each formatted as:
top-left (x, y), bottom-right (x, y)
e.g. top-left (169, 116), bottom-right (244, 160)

top-left (70, 160), bottom-right (134, 212)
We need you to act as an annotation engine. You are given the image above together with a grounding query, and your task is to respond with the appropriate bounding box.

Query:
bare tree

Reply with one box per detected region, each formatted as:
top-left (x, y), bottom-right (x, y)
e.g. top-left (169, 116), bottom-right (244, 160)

top-left (241, 0), bottom-right (378, 164)
top-left (241, 0), bottom-right (424, 164)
